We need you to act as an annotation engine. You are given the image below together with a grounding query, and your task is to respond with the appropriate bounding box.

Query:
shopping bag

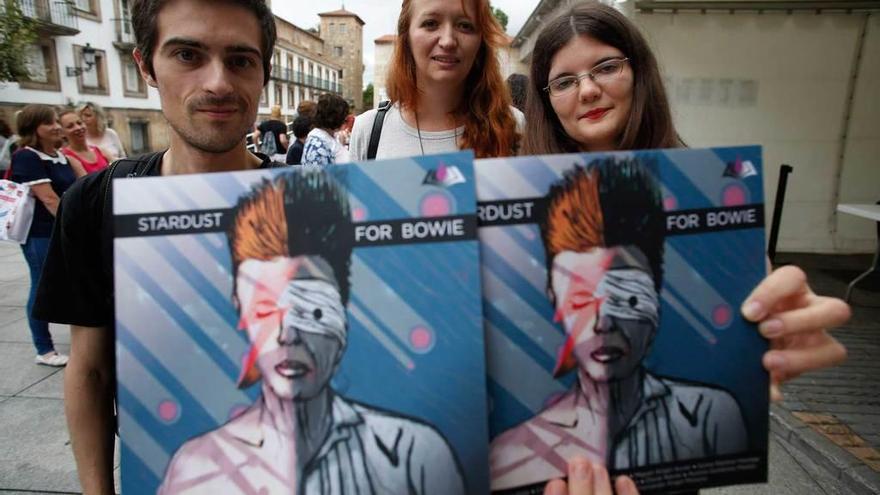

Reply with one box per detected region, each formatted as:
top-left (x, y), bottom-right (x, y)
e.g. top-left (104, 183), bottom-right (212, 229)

top-left (0, 179), bottom-right (39, 244)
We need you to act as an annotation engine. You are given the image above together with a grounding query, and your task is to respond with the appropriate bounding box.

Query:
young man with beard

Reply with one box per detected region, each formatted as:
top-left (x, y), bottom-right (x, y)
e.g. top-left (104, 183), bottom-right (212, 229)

top-left (32, 1), bottom-right (278, 492)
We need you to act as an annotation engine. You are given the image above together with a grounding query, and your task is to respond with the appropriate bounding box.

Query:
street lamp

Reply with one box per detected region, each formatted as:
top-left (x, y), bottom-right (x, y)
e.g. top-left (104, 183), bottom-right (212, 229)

top-left (66, 44), bottom-right (97, 77)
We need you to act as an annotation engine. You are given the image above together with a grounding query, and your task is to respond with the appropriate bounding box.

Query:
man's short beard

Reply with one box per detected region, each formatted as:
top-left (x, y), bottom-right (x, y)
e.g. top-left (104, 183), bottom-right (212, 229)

top-left (166, 118), bottom-right (250, 154)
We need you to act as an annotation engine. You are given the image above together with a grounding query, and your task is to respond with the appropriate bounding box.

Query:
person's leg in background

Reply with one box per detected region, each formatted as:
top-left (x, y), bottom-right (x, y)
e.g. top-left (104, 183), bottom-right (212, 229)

top-left (20, 236), bottom-right (67, 366)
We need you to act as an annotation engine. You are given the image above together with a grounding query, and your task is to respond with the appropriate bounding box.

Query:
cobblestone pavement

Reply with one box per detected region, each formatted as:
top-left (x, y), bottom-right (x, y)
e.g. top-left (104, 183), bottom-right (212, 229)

top-left (771, 253), bottom-right (880, 494)
top-left (0, 243), bottom-right (877, 494)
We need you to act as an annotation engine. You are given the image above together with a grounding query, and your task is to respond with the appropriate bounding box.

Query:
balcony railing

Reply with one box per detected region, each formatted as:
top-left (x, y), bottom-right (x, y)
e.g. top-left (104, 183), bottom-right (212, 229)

top-left (112, 17), bottom-right (136, 47)
top-left (267, 69), bottom-right (343, 95)
top-left (18, 0), bottom-right (78, 35)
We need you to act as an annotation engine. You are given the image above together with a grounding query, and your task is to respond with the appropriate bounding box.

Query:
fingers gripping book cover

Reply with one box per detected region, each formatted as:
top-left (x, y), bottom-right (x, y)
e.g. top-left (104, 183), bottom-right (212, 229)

top-left (476, 147), bottom-right (769, 494)
top-left (113, 153), bottom-right (487, 494)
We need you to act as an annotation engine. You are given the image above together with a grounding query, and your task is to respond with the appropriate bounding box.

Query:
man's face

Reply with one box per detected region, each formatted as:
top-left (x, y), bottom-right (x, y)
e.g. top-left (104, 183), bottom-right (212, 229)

top-left (235, 256), bottom-right (347, 401)
top-left (134, 0), bottom-right (265, 153)
top-left (551, 245), bottom-right (659, 383)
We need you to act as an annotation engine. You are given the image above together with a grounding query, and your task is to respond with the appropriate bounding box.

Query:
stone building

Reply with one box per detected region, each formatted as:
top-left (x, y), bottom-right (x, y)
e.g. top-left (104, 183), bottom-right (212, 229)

top-left (264, 16), bottom-right (344, 122)
top-left (1, 0), bottom-right (356, 153)
top-left (0, 0), bottom-right (166, 156)
top-left (319, 8), bottom-right (365, 112)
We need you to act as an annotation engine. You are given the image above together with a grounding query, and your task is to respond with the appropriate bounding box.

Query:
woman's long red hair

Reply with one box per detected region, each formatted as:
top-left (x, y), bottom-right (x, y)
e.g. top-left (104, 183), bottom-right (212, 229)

top-left (385, 0), bottom-right (518, 158)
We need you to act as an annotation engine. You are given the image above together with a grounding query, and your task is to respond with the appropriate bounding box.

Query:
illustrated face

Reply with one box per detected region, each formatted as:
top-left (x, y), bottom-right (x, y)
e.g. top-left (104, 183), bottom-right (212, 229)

top-left (235, 256), bottom-right (347, 401)
top-left (36, 114), bottom-right (62, 148)
top-left (60, 113), bottom-right (87, 144)
top-left (135, 0), bottom-right (264, 153)
top-left (551, 246), bottom-right (658, 383)
top-left (408, 0), bottom-right (482, 90)
top-left (547, 35), bottom-right (633, 152)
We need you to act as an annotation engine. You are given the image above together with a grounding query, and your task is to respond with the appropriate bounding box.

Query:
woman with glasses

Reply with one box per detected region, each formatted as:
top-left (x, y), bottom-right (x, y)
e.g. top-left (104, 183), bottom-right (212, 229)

top-left (522, 4), bottom-right (849, 494)
top-left (349, 0), bottom-right (521, 160)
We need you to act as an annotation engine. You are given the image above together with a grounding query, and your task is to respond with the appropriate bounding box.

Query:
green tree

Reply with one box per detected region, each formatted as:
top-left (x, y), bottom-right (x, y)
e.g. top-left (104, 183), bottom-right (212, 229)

top-left (490, 3), bottom-right (509, 32)
top-left (363, 83), bottom-right (374, 109)
top-left (0, 1), bottom-right (38, 82)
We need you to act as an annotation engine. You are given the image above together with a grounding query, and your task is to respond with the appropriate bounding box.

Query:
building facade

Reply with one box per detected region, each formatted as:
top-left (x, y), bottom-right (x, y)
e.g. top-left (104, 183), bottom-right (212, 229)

top-left (1, 0), bottom-right (166, 155)
top-left (1, 0), bottom-right (354, 152)
top-left (266, 17), bottom-right (344, 121)
top-left (318, 9), bottom-right (365, 112)
top-left (372, 35), bottom-right (396, 107)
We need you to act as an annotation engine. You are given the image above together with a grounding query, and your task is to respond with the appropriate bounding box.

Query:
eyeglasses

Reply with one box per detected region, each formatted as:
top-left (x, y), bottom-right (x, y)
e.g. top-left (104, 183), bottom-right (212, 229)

top-left (544, 58), bottom-right (629, 97)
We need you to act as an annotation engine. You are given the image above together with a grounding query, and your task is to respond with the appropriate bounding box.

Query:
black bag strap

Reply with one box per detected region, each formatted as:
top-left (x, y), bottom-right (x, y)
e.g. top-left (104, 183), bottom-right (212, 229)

top-left (367, 100), bottom-right (392, 160)
top-left (101, 152), bottom-right (163, 227)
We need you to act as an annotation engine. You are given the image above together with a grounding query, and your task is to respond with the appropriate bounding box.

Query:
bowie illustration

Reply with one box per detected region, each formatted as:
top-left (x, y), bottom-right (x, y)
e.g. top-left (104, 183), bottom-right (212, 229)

top-left (490, 157), bottom-right (748, 490)
top-left (159, 170), bottom-right (465, 494)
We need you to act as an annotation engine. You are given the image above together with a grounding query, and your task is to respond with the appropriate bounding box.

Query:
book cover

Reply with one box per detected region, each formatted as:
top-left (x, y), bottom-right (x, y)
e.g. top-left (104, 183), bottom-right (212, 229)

top-left (113, 153), bottom-right (488, 494)
top-left (477, 147), bottom-right (769, 493)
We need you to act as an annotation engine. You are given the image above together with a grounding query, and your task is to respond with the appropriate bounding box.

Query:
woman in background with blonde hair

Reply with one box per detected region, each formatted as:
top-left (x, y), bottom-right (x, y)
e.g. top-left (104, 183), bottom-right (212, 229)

top-left (77, 102), bottom-right (126, 160)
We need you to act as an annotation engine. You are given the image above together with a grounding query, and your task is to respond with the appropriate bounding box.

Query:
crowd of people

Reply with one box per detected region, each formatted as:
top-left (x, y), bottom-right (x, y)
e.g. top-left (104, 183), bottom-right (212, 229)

top-left (2, 0), bottom-right (851, 493)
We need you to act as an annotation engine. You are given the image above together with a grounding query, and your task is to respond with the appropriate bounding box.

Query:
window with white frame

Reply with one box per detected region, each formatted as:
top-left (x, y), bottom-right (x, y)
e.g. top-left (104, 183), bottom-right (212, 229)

top-left (122, 56), bottom-right (146, 96)
top-left (76, 45), bottom-right (108, 95)
top-left (19, 40), bottom-right (60, 91)
top-left (129, 121), bottom-right (150, 154)
top-left (72, 0), bottom-right (101, 20)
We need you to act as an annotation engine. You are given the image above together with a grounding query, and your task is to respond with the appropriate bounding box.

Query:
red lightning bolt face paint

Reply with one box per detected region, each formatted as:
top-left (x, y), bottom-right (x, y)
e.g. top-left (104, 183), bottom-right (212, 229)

top-left (234, 256), bottom-right (346, 400)
top-left (550, 246), bottom-right (658, 383)
top-left (551, 249), bottom-right (614, 378)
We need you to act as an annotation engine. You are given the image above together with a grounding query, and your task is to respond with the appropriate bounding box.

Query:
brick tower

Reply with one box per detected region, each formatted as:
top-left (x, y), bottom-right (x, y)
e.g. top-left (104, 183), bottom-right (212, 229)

top-left (319, 7), bottom-right (365, 112)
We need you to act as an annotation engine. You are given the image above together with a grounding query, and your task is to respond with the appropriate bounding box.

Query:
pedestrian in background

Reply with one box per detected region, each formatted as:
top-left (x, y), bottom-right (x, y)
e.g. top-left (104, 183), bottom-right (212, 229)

top-left (77, 102), bottom-right (126, 160)
top-left (0, 119), bottom-right (17, 173)
top-left (285, 115), bottom-right (312, 165)
top-left (9, 105), bottom-right (80, 367)
top-left (301, 93), bottom-right (351, 166)
top-left (254, 104), bottom-right (288, 162)
top-left (349, 0), bottom-right (522, 160)
top-left (506, 73), bottom-right (528, 113)
top-left (59, 109), bottom-right (108, 175)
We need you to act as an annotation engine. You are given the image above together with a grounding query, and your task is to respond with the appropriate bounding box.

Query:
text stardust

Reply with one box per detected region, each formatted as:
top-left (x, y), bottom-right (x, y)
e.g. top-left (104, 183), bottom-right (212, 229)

top-left (137, 212), bottom-right (224, 233)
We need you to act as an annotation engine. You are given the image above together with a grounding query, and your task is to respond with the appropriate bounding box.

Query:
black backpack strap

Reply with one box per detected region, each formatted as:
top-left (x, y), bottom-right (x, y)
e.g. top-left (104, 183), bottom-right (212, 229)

top-left (101, 152), bottom-right (162, 226)
top-left (367, 100), bottom-right (392, 160)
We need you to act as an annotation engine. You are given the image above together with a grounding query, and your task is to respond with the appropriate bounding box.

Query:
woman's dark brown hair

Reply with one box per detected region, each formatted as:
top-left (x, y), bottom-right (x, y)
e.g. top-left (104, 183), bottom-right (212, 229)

top-left (313, 93), bottom-right (350, 131)
top-left (522, 3), bottom-right (680, 155)
top-left (15, 104), bottom-right (57, 152)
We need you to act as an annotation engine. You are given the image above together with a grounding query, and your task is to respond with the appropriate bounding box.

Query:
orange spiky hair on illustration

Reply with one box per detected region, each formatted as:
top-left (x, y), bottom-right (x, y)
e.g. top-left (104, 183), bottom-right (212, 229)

top-left (228, 170), bottom-right (353, 388)
top-left (541, 157), bottom-right (665, 377)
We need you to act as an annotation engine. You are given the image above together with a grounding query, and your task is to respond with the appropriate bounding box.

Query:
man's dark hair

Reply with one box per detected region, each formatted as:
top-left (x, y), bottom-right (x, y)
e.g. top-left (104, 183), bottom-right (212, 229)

top-left (0, 119), bottom-right (12, 139)
top-left (506, 73), bottom-right (528, 112)
top-left (292, 115), bottom-right (313, 139)
top-left (229, 169), bottom-right (353, 304)
top-left (313, 93), bottom-right (349, 131)
top-left (541, 157), bottom-right (665, 293)
top-left (131, 0), bottom-right (277, 84)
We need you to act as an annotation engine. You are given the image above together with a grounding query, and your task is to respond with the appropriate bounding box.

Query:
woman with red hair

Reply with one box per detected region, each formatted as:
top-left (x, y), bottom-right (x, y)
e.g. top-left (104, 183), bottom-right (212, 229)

top-left (349, 0), bottom-right (521, 160)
